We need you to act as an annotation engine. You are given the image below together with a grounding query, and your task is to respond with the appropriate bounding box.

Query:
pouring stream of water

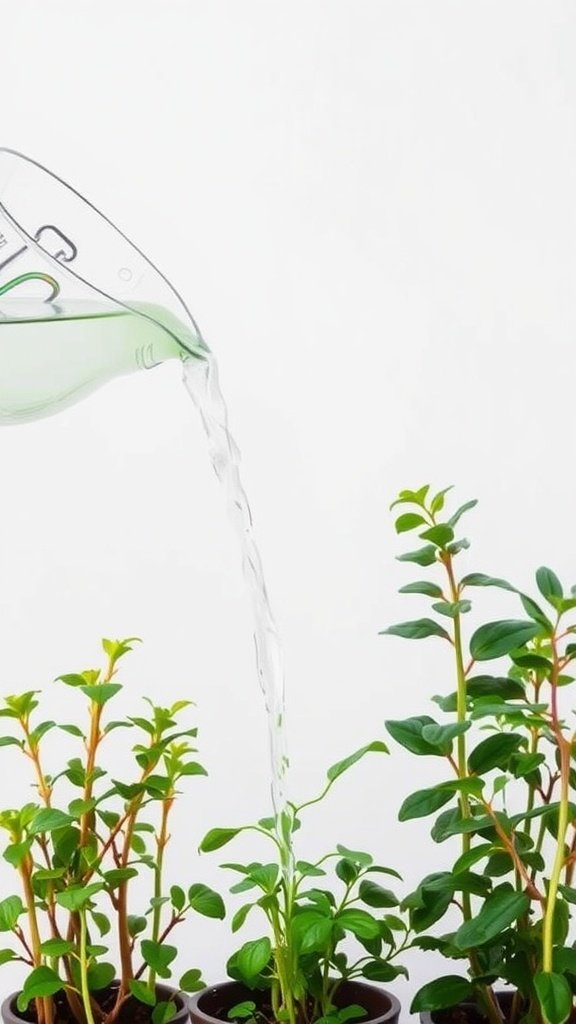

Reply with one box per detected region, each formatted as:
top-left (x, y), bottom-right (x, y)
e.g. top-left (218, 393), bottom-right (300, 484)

top-left (182, 353), bottom-right (291, 848)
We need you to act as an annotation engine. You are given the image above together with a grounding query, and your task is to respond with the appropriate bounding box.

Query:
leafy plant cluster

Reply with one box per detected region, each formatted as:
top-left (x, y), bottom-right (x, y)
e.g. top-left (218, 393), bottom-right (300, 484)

top-left (0, 639), bottom-right (224, 1024)
top-left (381, 485), bottom-right (576, 1024)
top-left (199, 742), bottom-right (409, 1024)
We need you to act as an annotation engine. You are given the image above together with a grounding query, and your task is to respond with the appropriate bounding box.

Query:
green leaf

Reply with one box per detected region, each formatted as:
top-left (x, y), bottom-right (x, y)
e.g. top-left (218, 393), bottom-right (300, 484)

top-left (380, 618), bottom-right (450, 641)
top-left (390, 485), bottom-right (430, 509)
top-left (292, 912), bottom-right (333, 953)
top-left (178, 761), bottom-right (208, 777)
top-left (17, 967), bottom-right (64, 1011)
top-left (327, 741), bottom-right (388, 783)
top-left (468, 733), bottom-right (523, 775)
top-left (127, 915), bottom-right (147, 938)
top-left (152, 1002), bottom-right (177, 1024)
top-left (0, 896), bottom-right (24, 931)
top-left (385, 716), bottom-right (442, 756)
top-left (411, 976), bottom-right (474, 1013)
top-left (536, 567), bottom-right (563, 604)
top-left (29, 808), bottom-right (73, 834)
top-left (80, 683), bottom-right (122, 706)
top-left (467, 676), bottom-right (526, 701)
top-left (519, 594), bottom-right (553, 632)
top-left (470, 620), bottom-right (540, 661)
top-left (399, 786), bottom-right (454, 821)
top-left (88, 963), bottom-right (115, 990)
top-left (188, 883), bottom-right (225, 919)
top-left (57, 673), bottom-right (87, 687)
top-left (227, 1002), bottom-right (257, 1020)
top-left (446, 538), bottom-right (470, 554)
top-left (397, 545), bottom-right (437, 567)
top-left (336, 844), bottom-right (373, 867)
top-left (234, 937), bottom-right (272, 982)
top-left (431, 808), bottom-right (493, 843)
top-left (337, 909), bottom-right (380, 940)
top-left (534, 972), bottom-right (572, 1024)
top-left (432, 600), bottom-right (472, 618)
top-left (170, 885), bottom-right (185, 912)
top-left (358, 880), bottom-right (398, 908)
top-left (68, 798), bottom-right (96, 818)
top-left (102, 636), bottom-right (140, 669)
top-left (395, 512), bottom-right (426, 533)
top-left (447, 499), bottom-right (478, 528)
top-left (91, 911), bottom-right (111, 937)
top-left (419, 524), bottom-right (454, 548)
top-left (421, 721), bottom-right (471, 751)
top-left (398, 581), bottom-right (444, 598)
top-left (511, 651), bottom-right (552, 671)
top-left (200, 827), bottom-right (242, 852)
top-left (455, 888), bottom-right (529, 948)
top-left (461, 573), bottom-right (516, 592)
top-left (103, 868), bottom-right (138, 888)
top-left (56, 883), bottom-right (103, 911)
top-left (40, 938), bottom-right (74, 957)
top-left (129, 980), bottom-right (156, 1007)
top-left (4, 841), bottom-right (32, 868)
top-left (296, 860), bottom-right (326, 878)
top-left (141, 940), bottom-right (177, 979)
top-left (179, 969), bottom-right (205, 994)
top-left (430, 487), bottom-right (453, 515)
top-left (361, 962), bottom-right (403, 983)
top-left (0, 737), bottom-right (22, 749)
top-left (231, 903), bottom-right (254, 933)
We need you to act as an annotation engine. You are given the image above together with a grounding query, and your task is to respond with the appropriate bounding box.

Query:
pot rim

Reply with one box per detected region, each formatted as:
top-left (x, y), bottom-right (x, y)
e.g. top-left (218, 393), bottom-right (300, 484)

top-left (189, 979), bottom-right (401, 1024)
top-left (0, 980), bottom-right (189, 1024)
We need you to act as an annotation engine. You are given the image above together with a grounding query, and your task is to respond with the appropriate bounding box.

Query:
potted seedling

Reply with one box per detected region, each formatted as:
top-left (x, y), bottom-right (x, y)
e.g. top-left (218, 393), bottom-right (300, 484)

top-left (192, 744), bottom-right (408, 1024)
top-left (0, 638), bottom-right (224, 1024)
top-left (381, 485), bottom-right (576, 1024)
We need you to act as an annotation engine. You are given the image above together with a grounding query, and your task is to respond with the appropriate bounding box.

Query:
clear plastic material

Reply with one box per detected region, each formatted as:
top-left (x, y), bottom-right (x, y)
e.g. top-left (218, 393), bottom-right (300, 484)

top-left (0, 148), bottom-right (207, 424)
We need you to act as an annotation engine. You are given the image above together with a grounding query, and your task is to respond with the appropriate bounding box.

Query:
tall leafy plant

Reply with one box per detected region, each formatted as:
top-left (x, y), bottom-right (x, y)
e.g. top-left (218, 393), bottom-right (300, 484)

top-left (200, 743), bottom-right (410, 1024)
top-left (0, 639), bottom-right (223, 1024)
top-left (381, 486), bottom-right (576, 1024)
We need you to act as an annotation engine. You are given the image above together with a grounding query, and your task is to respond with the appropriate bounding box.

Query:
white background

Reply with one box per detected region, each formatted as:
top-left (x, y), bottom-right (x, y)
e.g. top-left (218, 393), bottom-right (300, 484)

top-left (2, 0), bottom-right (576, 1014)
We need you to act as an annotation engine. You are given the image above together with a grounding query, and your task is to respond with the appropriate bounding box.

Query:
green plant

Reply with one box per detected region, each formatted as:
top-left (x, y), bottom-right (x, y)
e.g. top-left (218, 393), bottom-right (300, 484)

top-left (0, 638), bottom-right (224, 1024)
top-left (381, 485), bottom-right (576, 1024)
top-left (199, 742), bottom-right (409, 1024)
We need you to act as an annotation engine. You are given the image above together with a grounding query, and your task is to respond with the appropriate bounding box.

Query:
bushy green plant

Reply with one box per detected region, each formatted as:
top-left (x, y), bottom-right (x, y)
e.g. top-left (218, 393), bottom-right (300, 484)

top-left (0, 638), bottom-right (224, 1024)
top-left (381, 486), bottom-right (576, 1024)
top-left (199, 743), bottom-right (409, 1024)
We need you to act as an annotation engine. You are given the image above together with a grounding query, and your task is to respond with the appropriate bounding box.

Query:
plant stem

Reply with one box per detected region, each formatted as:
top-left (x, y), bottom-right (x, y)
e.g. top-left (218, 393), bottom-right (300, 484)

top-left (443, 556), bottom-right (472, 880)
top-left (80, 701), bottom-right (103, 851)
top-left (148, 796), bottom-right (173, 992)
top-left (79, 910), bottom-right (96, 1024)
top-left (19, 854), bottom-right (51, 1024)
top-left (542, 640), bottom-right (570, 972)
top-left (443, 554), bottom-right (503, 1024)
top-left (270, 895), bottom-right (296, 1024)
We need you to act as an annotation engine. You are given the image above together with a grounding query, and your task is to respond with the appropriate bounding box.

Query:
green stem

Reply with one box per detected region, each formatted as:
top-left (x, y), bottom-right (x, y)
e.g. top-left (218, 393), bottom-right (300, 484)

top-left (269, 900), bottom-right (296, 1024)
top-left (443, 556), bottom-right (503, 1024)
top-left (542, 641), bottom-right (571, 973)
top-left (79, 910), bottom-right (96, 1024)
top-left (148, 797), bottom-right (172, 992)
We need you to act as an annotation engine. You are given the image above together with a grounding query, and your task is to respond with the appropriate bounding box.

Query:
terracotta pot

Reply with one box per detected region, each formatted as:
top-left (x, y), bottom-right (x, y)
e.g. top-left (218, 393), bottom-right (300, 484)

top-left (189, 979), bottom-right (401, 1024)
top-left (419, 991), bottom-right (515, 1024)
top-left (1, 981), bottom-right (189, 1024)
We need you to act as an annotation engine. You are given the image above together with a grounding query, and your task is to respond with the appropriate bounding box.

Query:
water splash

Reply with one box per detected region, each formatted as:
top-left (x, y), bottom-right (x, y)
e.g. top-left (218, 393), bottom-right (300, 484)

top-left (182, 353), bottom-right (290, 823)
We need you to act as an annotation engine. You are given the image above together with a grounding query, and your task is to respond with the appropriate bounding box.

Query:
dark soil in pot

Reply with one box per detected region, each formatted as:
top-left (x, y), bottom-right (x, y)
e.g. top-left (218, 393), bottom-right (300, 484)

top-left (189, 979), bottom-right (401, 1024)
top-left (1, 982), bottom-right (189, 1024)
top-left (419, 991), bottom-right (547, 1024)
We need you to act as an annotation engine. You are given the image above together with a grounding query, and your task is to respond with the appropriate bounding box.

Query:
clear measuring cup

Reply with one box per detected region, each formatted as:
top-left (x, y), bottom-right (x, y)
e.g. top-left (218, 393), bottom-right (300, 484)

top-left (0, 148), bottom-right (207, 425)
